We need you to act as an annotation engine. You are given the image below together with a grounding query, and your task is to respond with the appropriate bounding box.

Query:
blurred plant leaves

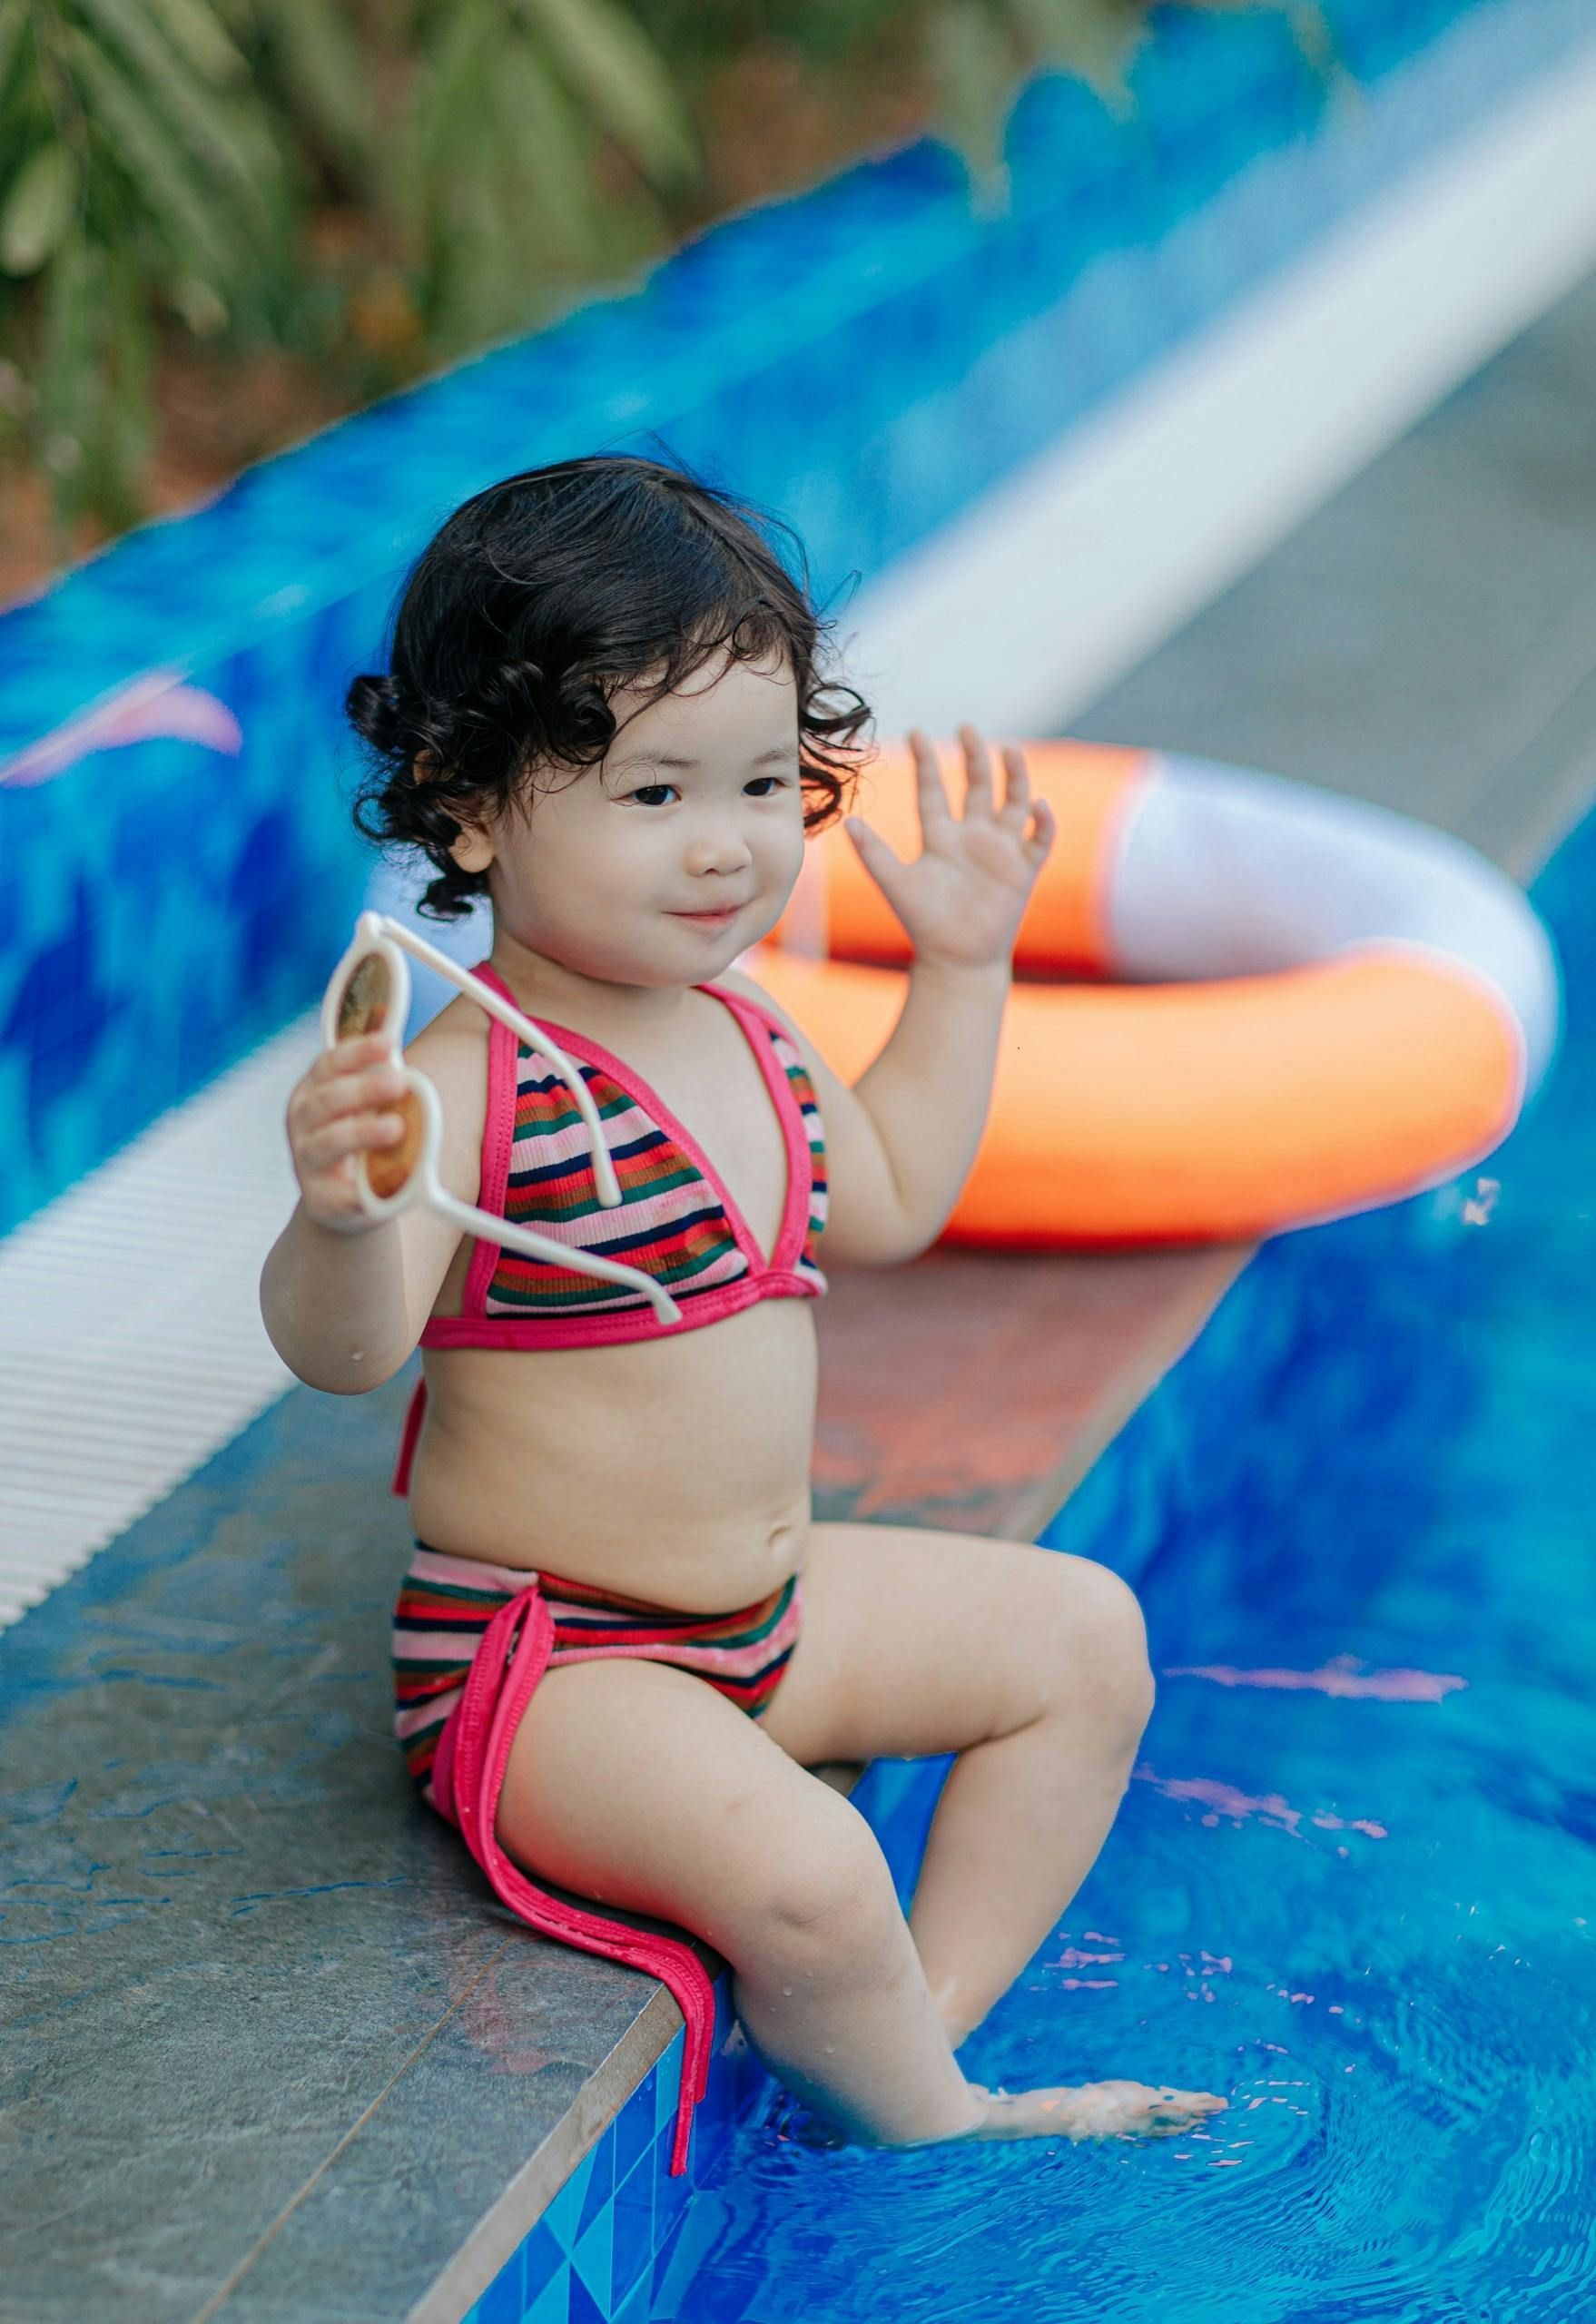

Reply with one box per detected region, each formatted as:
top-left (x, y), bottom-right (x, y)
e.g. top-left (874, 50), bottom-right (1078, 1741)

top-left (522, 0), bottom-right (698, 185)
top-left (64, 30), bottom-right (251, 305)
top-left (1003, 0), bottom-right (1148, 98)
top-left (255, 0), bottom-right (376, 184)
top-left (1, 147), bottom-right (78, 278)
top-left (0, 1), bottom-right (29, 98)
top-left (928, 3), bottom-right (1022, 200)
top-left (143, 0), bottom-right (250, 84)
top-left (401, 0), bottom-right (692, 350)
top-left (2, 0), bottom-right (1315, 549)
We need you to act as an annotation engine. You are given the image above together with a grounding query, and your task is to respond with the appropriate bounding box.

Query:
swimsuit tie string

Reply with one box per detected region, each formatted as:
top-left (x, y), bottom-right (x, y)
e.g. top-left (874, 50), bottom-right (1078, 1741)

top-left (440, 1579), bottom-right (714, 2176)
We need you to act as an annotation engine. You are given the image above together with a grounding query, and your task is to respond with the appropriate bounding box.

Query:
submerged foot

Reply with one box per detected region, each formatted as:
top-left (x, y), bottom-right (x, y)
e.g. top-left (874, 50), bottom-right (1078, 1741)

top-left (963, 2078), bottom-right (1227, 2143)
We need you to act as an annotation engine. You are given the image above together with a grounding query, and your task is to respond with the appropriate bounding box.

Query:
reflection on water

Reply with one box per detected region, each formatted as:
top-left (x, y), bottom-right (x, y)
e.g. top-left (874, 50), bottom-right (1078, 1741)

top-left (670, 823), bottom-right (1596, 2321)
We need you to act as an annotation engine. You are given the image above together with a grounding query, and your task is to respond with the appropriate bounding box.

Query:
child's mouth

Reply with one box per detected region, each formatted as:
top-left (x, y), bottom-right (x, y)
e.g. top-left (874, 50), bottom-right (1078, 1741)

top-left (671, 905), bottom-right (744, 929)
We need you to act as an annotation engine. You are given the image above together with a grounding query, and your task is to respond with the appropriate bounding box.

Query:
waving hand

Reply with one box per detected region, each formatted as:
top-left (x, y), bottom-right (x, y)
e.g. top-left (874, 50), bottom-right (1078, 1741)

top-left (844, 726), bottom-right (1055, 970)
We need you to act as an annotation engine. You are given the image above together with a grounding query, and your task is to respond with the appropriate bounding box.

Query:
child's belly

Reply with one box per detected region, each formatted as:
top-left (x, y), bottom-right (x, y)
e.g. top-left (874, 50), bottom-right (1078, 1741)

top-left (408, 1297), bottom-right (819, 1611)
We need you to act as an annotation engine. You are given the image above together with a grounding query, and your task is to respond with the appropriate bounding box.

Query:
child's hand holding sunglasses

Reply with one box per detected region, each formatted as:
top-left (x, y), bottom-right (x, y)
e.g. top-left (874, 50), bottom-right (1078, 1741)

top-left (286, 1031), bottom-right (411, 1232)
top-left (285, 913), bottom-right (681, 1324)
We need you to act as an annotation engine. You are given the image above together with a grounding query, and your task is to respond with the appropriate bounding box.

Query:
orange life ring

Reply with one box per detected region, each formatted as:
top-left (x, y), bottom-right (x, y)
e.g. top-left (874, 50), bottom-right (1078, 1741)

top-left (752, 739), bottom-right (1557, 1246)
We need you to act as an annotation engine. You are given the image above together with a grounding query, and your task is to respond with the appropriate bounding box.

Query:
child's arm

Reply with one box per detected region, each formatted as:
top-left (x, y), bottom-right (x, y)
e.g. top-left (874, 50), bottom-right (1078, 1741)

top-left (259, 1008), bottom-right (485, 1392)
top-left (739, 726), bottom-right (1054, 1266)
top-left (813, 950), bottom-right (1012, 1266)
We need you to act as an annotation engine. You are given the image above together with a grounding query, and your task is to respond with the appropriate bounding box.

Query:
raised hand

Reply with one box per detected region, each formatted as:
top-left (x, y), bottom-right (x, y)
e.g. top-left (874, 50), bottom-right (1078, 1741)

top-left (844, 725), bottom-right (1055, 970)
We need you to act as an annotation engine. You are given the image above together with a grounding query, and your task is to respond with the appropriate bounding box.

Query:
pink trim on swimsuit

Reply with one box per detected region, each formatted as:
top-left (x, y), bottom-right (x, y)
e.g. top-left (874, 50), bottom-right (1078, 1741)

top-left (437, 962), bottom-right (818, 1344)
top-left (427, 1578), bottom-right (714, 2175)
top-left (390, 961), bottom-right (827, 1493)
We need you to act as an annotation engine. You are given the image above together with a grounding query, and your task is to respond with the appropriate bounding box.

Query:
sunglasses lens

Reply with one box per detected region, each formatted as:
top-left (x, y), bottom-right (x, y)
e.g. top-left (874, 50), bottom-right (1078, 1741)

top-left (336, 951), bottom-right (393, 1041)
top-left (367, 1086), bottom-right (426, 1202)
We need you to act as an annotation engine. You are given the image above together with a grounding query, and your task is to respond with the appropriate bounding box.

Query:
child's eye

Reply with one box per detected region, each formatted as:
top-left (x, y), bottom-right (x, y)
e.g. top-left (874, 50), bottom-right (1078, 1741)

top-left (621, 772), bottom-right (791, 806)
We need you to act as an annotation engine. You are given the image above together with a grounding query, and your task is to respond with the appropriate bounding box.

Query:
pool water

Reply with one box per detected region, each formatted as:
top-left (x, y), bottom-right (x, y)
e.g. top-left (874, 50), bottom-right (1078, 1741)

top-left (665, 814), bottom-right (1596, 2322)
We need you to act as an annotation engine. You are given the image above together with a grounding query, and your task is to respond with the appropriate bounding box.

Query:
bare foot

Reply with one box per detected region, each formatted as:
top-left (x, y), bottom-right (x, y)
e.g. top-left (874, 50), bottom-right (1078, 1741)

top-left (961, 2078), bottom-right (1227, 2143)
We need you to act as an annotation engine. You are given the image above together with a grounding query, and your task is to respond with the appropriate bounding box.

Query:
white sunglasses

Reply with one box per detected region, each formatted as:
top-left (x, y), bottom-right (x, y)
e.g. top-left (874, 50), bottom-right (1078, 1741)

top-left (320, 911), bottom-right (682, 1327)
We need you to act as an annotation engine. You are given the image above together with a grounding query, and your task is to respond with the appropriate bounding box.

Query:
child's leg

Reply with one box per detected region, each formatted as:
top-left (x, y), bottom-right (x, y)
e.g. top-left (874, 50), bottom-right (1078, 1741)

top-left (759, 1525), bottom-right (1159, 2050)
top-left (497, 1655), bottom-right (983, 2146)
top-left (497, 1574), bottom-right (1220, 2147)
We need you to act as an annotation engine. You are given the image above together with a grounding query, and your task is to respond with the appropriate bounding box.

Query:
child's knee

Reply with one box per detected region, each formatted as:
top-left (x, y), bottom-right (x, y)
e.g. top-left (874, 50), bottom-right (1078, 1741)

top-left (740, 1802), bottom-right (903, 1985)
top-left (1040, 1556), bottom-right (1156, 1747)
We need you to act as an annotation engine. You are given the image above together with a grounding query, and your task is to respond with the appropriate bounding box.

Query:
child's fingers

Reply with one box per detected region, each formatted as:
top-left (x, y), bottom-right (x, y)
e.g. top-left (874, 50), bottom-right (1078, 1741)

top-left (320, 1031), bottom-right (393, 1077)
top-left (291, 1059), bottom-right (406, 1138)
top-left (997, 744), bottom-right (1031, 830)
top-left (906, 728), bottom-right (953, 834)
top-left (1024, 795), bottom-right (1057, 864)
top-left (843, 813), bottom-right (910, 895)
top-left (288, 1035), bottom-right (393, 1128)
top-left (297, 1109), bottom-right (406, 1179)
top-left (957, 723), bottom-right (995, 819)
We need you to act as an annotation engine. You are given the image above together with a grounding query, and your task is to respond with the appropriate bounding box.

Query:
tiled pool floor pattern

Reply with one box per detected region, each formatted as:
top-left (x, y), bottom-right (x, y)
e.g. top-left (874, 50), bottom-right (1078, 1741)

top-left (464, 2005), bottom-right (764, 2324)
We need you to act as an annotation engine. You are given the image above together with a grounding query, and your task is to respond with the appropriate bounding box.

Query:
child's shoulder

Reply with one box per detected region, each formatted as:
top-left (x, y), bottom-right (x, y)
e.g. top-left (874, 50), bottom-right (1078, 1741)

top-left (710, 964), bottom-right (842, 1111)
top-left (409, 985), bottom-right (488, 1053)
top-left (711, 962), bottom-right (800, 1037)
top-left (408, 990), bottom-right (491, 1107)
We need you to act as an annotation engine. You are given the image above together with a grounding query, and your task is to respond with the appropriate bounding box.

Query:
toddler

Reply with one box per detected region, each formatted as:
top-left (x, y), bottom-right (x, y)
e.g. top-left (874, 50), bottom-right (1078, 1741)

top-left (261, 453), bottom-right (1223, 2171)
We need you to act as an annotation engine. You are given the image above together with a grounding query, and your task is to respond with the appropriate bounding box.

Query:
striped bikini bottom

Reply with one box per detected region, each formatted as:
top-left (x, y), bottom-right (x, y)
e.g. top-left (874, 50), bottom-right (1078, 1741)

top-left (392, 1541), bottom-right (803, 1802)
top-left (389, 1541), bottom-right (802, 2175)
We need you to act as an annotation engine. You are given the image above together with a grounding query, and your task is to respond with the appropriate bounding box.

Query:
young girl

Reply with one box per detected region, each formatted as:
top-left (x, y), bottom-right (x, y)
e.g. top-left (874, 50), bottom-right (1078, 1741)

top-left (261, 452), bottom-right (1223, 2172)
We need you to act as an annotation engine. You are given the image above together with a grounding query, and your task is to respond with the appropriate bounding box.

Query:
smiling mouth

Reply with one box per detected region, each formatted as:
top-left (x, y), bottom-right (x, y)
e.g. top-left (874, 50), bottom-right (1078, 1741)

top-left (671, 903), bottom-right (745, 923)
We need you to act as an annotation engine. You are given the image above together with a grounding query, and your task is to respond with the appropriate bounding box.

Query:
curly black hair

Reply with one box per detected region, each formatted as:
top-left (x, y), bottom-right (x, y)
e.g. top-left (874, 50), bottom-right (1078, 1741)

top-left (348, 450), bottom-right (875, 920)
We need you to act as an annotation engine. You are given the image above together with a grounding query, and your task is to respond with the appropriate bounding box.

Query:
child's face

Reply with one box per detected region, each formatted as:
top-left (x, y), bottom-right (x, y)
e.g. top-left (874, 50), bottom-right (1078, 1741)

top-left (458, 646), bottom-right (806, 989)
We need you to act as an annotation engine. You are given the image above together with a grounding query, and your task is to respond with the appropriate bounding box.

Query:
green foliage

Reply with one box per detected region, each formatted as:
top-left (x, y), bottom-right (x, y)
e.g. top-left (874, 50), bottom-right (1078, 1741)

top-left (3, 0), bottom-right (294, 532)
top-left (0, 0), bottom-right (1323, 547)
top-left (395, 0), bottom-right (696, 353)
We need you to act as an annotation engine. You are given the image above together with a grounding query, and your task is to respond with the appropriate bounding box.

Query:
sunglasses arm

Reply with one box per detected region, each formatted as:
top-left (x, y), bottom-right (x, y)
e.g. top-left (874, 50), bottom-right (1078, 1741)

top-left (428, 1191), bottom-right (682, 1329)
top-left (367, 914), bottom-right (624, 1209)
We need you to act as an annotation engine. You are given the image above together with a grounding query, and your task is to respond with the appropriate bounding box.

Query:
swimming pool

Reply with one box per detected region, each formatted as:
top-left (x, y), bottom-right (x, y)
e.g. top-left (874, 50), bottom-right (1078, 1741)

top-left (658, 811), bottom-right (1596, 2319)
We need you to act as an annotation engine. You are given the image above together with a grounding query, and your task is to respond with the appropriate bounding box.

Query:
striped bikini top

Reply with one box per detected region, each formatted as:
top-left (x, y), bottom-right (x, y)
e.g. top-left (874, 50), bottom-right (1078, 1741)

top-left (419, 962), bottom-right (828, 1354)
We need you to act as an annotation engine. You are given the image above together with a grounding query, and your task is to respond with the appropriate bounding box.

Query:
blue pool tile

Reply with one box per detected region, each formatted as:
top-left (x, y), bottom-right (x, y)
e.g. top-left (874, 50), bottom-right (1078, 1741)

top-left (648, 2213), bottom-right (690, 2318)
top-left (543, 2148), bottom-right (596, 2252)
top-left (571, 2204), bottom-right (613, 2313)
top-left (565, 2272), bottom-right (608, 2324)
top-left (688, 2112), bottom-right (730, 2187)
top-left (702, 2045), bottom-right (739, 2125)
top-left (612, 2276), bottom-right (654, 2324)
top-left (522, 2263), bottom-right (571, 2324)
top-left (517, 2218), bottom-right (568, 2305)
top-left (609, 2151), bottom-right (655, 2309)
top-left (613, 2075), bottom-right (655, 2186)
top-left (575, 2135), bottom-right (615, 2241)
top-left (649, 2188), bottom-right (739, 2320)
top-left (653, 2028), bottom-right (685, 2134)
top-left (650, 2156), bottom-right (687, 2268)
top-left (472, 2248), bottom-right (526, 2324)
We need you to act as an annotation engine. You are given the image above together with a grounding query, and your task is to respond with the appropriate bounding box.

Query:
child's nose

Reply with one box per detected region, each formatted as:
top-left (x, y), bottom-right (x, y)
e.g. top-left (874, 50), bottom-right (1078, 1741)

top-left (685, 820), bottom-right (754, 878)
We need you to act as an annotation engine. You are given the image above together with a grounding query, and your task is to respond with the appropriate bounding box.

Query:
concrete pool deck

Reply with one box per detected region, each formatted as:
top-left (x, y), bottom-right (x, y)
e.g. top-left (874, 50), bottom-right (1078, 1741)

top-left (5, 267), bottom-right (1596, 2323)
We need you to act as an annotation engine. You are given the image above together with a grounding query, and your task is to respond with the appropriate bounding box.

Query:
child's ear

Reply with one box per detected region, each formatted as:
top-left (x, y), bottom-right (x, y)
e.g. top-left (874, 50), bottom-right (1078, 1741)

top-left (449, 822), bottom-right (495, 875)
top-left (410, 748), bottom-right (495, 873)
